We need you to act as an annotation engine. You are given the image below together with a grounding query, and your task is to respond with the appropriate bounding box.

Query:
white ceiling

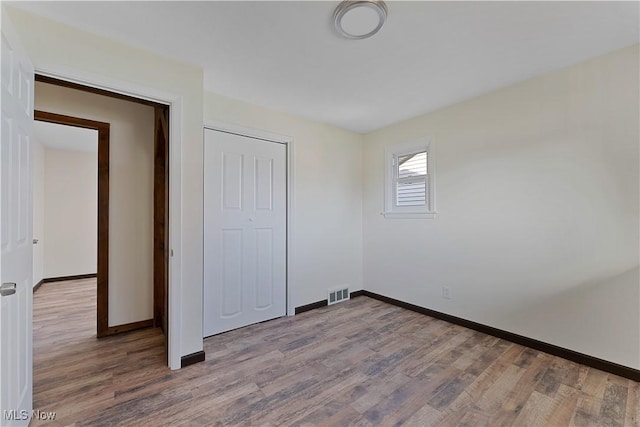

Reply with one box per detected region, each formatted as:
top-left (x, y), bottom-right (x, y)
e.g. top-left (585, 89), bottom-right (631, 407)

top-left (12, 1), bottom-right (640, 133)
top-left (34, 121), bottom-right (98, 153)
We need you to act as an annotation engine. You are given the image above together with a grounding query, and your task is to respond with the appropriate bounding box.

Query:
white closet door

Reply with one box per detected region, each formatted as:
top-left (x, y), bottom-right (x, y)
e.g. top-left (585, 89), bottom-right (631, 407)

top-left (204, 129), bottom-right (286, 337)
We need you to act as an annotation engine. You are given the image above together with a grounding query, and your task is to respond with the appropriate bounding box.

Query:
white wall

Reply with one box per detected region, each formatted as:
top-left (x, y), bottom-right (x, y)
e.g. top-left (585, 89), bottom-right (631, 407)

top-left (32, 140), bottom-right (45, 287)
top-left (43, 147), bottom-right (97, 279)
top-left (204, 93), bottom-right (364, 306)
top-left (363, 45), bottom-right (640, 369)
top-left (35, 81), bottom-right (155, 327)
top-left (6, 6), bottom-right (204, 360)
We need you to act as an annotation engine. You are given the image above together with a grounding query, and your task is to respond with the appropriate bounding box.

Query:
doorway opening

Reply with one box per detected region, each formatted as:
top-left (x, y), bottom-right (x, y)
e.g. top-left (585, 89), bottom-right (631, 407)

top-left (32, 75), bottom-right (170, 354)
top-left (34, 110), bottom-right (110, 337)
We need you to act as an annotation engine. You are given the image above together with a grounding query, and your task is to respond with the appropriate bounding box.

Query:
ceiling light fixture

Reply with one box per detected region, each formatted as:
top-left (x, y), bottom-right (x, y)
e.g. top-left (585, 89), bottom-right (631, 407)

top-left (334, 0), bottom-right (388, 40)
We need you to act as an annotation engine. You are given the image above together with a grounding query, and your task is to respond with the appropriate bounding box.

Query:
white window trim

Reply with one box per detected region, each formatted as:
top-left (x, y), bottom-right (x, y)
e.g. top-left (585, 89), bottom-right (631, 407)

top-left (383, 137), bottom-right (437, 219)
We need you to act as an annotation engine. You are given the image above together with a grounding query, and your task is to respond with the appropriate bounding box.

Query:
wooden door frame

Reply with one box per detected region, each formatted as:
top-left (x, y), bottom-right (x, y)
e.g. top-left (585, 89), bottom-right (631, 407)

top-left (34, 110), bottom-right (111, 336)
top-left (153, 106), bottom-right (169, 342)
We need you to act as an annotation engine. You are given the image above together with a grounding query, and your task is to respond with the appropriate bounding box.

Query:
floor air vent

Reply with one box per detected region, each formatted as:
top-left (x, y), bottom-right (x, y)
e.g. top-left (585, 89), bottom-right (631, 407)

top-left (328, 287), bottom-right (350, 305)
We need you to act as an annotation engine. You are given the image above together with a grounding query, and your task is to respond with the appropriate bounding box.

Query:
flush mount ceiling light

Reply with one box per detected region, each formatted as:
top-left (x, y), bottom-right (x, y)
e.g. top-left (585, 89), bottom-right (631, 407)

top-left (334, 0), bottom-right (388, 40)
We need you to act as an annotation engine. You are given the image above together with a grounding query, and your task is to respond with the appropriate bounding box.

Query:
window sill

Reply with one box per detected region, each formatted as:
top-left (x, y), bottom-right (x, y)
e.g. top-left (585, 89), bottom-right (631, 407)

top-left (381, 211), bottom-right (437, 219)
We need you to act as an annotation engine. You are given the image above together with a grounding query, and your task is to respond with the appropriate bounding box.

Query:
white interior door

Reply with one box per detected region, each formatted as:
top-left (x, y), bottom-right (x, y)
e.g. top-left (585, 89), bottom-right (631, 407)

top-left (1, 13), bottom-right (34, 427)
top-left (204, 129), bottom-right (286, 337)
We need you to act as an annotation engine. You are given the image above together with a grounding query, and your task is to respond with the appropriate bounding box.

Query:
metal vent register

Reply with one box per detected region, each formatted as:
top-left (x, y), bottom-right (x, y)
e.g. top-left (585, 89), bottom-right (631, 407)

top-left (328, 287), bottom-right (350, 305)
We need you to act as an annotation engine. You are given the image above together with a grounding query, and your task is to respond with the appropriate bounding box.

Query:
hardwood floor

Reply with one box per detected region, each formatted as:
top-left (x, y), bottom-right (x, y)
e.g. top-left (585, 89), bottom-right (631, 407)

top-left (33, 279), bottom-right (637, 426)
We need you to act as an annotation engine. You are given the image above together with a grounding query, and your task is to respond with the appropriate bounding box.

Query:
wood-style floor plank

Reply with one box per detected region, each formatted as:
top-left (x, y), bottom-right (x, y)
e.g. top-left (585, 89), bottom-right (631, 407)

top-left (32, 279), bottom-right (638, 426)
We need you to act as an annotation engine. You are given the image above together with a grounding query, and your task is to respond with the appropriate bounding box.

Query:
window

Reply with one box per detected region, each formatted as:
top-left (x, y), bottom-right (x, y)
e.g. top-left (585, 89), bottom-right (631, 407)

top-left (396, 151), bottom-right (427, 206)
top-left (384, 138), bottom-right (436, 218)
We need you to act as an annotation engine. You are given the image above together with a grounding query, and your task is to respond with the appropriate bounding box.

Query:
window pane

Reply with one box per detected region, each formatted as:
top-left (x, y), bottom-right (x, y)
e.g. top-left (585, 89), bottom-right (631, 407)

top-left (396, 151), bottom-right (427, 206)
top-left (398, 151), bottom-right (427, 179)
top-left (396, 180), bottom-right (427, 206)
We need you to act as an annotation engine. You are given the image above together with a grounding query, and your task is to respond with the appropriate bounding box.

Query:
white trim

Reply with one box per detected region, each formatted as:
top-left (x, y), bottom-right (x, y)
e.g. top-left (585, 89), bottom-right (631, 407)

top-left (382, 212), bottom-right (437, 219)
top-left (34, 66), bottom-right (184, 370)
top-left (203, 121), bottom-right (296, 317)
top-left (205, 120), bottom-right (294, 145)
top-left (384, 137), bottom-right (437, 218)
top-left (286, 139), bottom-right (296, 317)
top-left (34, 67), bottom-right (175, 107)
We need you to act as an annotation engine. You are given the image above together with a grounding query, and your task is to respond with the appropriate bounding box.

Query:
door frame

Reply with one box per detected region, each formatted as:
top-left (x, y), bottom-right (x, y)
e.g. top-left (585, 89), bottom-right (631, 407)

top-left (204, 121), bottom-right (296, 317)
top-left (34, 80), bottom-right (169, 346)
top-left (34, 68), bottom-right (183, 370)
top-left (33, 110), bottom-right (112, 336)
top-left (153, 106), bottom-right (169, 339)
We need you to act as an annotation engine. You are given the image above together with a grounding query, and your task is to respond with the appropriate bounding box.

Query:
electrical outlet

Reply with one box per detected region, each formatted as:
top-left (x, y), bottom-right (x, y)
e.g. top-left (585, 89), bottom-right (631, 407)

top-left (442, 286), bottom-right (451, 300)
